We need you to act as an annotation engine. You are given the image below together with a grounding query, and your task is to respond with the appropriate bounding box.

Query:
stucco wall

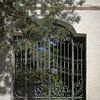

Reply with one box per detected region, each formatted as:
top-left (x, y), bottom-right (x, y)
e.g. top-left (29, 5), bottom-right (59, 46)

top-left (0, 10), bottom-right (100, 100)
top-left (74, 10), bottom-right (100, 100)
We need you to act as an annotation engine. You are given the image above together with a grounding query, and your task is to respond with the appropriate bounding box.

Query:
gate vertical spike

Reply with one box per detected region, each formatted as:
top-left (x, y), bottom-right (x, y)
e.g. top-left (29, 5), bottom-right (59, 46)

top-left (77, 45), bottom-right (79, 82)
top-left (53, 39), bottom-right (54, 71)
top-left (14, 37), bottom-right (18, 100)
top-left (60, 41), bottom-right (62, 80)
top-left (72, 39), bottom-right (74, 100)
top-left (57, 40), bottom-right (59, 77)
top-left (81, 44), bottom-right (83, 93)
top-left (64, 42), bottom-right (66, 86)
top-left (25, 39), bottom-right (28, 100)
top-left (48, 38), bottom-right (51, 100)
top-left (41, 42), bottom-right (42, 70)
top-left (68, 43), bottom-right (69, 88)
top-left (30, 42), bottom-right (31, 71)
top-left (37, 43), bottom-right (39, 70)
top-left (43, 40), bottom-right (45, 72)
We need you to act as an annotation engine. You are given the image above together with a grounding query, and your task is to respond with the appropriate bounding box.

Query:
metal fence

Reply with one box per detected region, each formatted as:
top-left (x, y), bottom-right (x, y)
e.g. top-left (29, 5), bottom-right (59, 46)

top-left (13, 33), bottom-right (86, 100)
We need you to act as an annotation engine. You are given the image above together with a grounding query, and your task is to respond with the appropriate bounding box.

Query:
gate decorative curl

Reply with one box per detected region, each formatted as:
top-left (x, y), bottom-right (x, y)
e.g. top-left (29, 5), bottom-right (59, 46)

top-left (14, 20), bottom-right (86, 100)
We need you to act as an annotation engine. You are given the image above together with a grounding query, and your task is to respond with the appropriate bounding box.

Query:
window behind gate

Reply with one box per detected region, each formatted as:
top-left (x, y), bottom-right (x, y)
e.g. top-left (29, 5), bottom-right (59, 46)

top-left (13, 22), bottom-right (86, 100)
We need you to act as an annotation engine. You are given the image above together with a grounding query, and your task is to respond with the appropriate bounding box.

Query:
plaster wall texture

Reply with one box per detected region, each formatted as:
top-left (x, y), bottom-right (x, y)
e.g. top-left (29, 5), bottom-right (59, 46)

top-left (74, 10), bottom-right (100, 100)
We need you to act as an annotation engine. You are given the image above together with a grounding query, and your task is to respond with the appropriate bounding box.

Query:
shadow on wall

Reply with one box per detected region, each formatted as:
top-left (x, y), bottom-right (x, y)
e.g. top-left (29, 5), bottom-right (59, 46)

top-left (0, 44), bottom-right (14, 97)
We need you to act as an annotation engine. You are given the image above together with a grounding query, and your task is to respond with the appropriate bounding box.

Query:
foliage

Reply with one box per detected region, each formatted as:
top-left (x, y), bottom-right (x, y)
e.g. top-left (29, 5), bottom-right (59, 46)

top-left (0, 0), bottom-right (85, 46)
top-left (15, 68), bottom-right (65, 97)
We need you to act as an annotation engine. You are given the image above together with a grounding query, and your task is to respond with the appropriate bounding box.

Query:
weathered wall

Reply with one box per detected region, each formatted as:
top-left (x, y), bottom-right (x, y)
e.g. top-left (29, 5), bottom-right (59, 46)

top-left (74, 10), bottom-right (100, 100)
top-left (0, 10), bottom-right (100, 100)
top-left (0, 45), bottom-right (14, 100)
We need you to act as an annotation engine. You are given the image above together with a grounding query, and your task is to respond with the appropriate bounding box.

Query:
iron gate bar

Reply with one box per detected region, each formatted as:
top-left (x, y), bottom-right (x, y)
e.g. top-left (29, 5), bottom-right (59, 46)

top-left (68, 42), bottom-right (70, 88)
top-left (77, 45), bottom-right (79, 82)
top-left (37, 44), bottom-right (39, 70)
top-left (25, 40), bottom-right (27, 99)
top-left (48, 39), bottom-right (51, 100)
top-left (57, 40), bottom-right (59, 77)
top-left (43, 41), bottom-right (46, 72)
top-left (60, 41), bottom-right (62, 79)
top-left (72, 39), bottom-right (74, 100)
top-left (64, 42), bottom-right (66, 86)
top-left (81, 44), bottom-right (83, 96)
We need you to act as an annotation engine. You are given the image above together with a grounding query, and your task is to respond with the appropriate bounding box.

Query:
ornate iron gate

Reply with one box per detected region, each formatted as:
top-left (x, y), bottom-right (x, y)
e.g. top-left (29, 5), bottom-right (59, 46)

top-left (13, 20), bottom-right (86, 100)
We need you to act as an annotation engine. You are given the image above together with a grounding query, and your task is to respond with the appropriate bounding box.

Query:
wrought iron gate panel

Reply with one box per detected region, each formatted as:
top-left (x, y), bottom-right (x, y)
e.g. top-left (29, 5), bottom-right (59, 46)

top-left (14, 34), bottom-right (86, 100)
top-left (13, 20), bottom-right (86, 100)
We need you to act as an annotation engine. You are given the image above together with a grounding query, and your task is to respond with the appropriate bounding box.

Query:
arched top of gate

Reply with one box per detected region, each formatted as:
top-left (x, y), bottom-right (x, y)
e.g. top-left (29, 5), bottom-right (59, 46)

top-left (52, 19), bottom-right (86, 37)
top-left (14, 19), bottom-right (86, 38)
top-left (53, 19), bottom-right (77, 35)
